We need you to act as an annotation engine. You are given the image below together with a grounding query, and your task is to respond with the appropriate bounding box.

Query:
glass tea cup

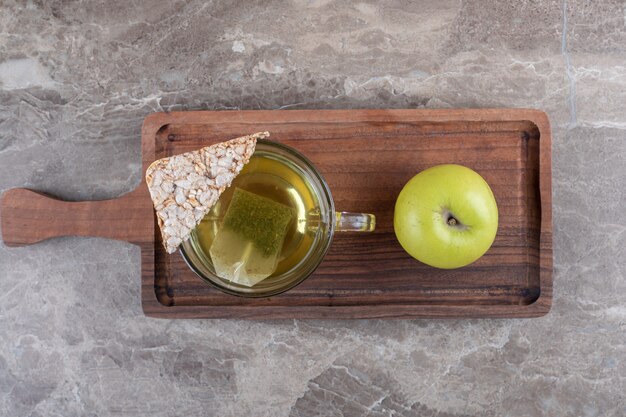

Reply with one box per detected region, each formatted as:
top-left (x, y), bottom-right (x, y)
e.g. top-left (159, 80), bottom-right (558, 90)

top-left (180, 140), bottom-right (375, 297)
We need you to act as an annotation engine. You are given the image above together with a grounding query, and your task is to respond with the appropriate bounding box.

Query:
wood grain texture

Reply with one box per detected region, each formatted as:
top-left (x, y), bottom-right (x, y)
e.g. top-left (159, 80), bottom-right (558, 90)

top-left (0, 109), bottom-right (553, 319)
top-left (1, 189), bottom-right (151, 246)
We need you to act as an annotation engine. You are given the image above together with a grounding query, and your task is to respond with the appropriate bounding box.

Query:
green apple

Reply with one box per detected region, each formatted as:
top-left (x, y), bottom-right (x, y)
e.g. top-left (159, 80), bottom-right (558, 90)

top-left (394, 164), bottom-right (498, 269)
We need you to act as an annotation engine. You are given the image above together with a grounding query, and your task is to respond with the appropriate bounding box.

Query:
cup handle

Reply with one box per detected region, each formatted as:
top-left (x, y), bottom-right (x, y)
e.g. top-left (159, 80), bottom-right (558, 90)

top-left (335, 212), bottom-right (376, 232)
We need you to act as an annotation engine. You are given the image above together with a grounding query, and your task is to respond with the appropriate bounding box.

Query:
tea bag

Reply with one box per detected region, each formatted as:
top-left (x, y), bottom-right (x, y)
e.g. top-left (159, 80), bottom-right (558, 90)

top-left (210, 188), bottom-right (295, 286)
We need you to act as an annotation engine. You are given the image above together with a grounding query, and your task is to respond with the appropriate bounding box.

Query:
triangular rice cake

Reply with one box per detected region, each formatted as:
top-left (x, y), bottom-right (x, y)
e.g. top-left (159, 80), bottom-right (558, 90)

top-left (146, 132), bottom-right (268, 253)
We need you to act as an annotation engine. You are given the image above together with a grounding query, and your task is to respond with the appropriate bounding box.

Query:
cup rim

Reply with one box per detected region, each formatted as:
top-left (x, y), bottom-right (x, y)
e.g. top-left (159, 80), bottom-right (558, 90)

top-left (179, 139), bottom-right (336, 298)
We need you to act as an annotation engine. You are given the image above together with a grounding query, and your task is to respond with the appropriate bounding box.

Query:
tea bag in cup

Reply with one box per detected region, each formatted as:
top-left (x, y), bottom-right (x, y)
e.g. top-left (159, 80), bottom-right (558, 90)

top-left (209, 188), bottom-right (295, 286)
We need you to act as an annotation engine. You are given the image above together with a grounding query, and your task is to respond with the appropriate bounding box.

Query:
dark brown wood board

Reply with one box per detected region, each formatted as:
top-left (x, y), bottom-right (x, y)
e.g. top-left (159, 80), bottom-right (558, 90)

top-left (0, 109), bottom-right (553, 319)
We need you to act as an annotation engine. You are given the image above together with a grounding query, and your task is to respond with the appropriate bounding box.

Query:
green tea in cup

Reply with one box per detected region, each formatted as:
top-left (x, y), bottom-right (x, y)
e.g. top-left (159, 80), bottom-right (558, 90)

top-left (180, 140), bottom-right (375, 297)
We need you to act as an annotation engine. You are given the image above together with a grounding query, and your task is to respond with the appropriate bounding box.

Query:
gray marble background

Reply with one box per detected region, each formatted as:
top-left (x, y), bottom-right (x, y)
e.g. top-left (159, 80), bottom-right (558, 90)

top-left (1, 1), bottom-right (625, 416)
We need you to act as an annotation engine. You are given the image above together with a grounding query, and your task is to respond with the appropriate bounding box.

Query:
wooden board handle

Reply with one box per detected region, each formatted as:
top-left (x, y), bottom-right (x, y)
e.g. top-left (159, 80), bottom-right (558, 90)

top-left (1, 188), bottom-right (151, 247)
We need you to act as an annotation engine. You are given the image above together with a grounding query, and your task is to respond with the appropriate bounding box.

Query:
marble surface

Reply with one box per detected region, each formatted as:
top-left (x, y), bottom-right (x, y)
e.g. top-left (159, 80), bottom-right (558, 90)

top-left (1, 1), bottom-right (625, 416)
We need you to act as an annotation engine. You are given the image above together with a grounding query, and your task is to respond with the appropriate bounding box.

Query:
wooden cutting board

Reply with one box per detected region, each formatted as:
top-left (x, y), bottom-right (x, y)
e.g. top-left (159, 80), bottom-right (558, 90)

top-left (0, 109), bottom-right (552, 319)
